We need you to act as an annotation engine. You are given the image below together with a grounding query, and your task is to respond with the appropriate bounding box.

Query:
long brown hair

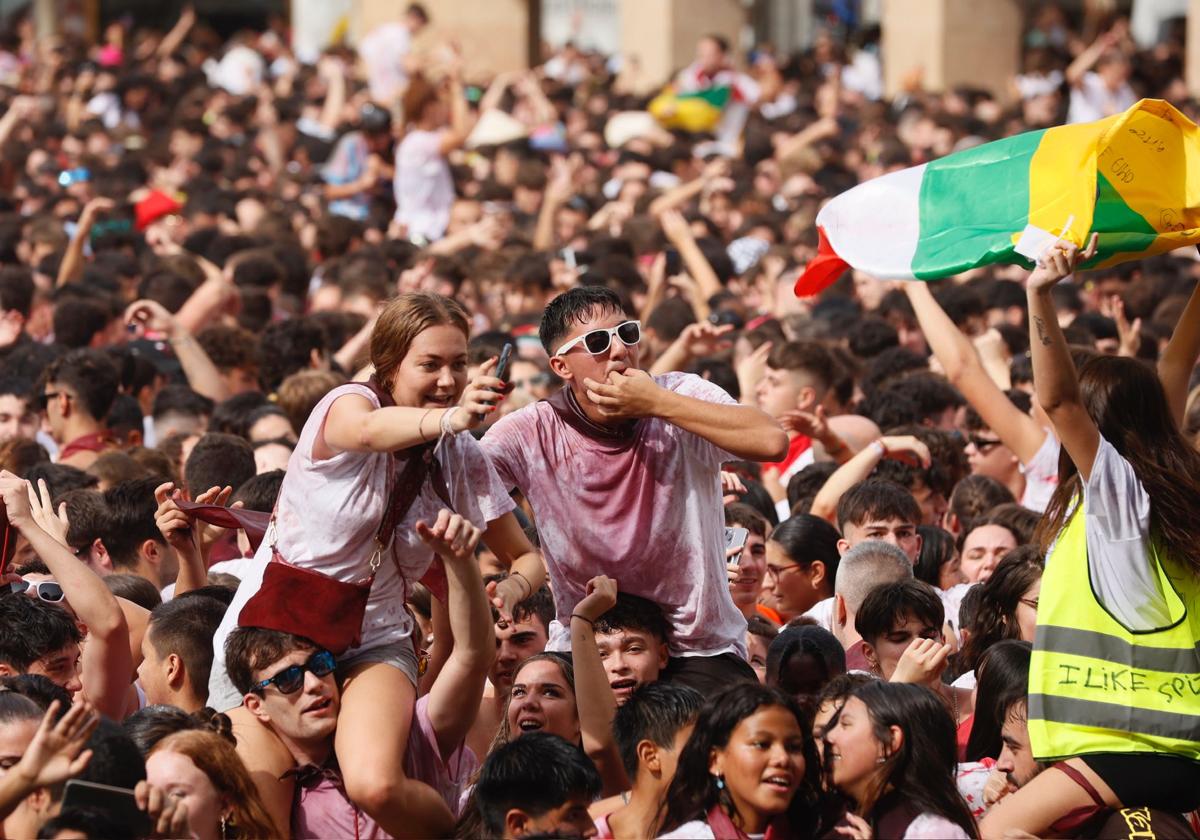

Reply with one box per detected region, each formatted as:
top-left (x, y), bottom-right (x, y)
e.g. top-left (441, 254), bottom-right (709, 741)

top-left (370, 293), bottom-right (469, 391)
top-left (151, 730), bottom-right (281, 838)
top-left (1035, 355), bottom-right (1200, 572)
top-left (958, 547), bottom-right (1044, 673)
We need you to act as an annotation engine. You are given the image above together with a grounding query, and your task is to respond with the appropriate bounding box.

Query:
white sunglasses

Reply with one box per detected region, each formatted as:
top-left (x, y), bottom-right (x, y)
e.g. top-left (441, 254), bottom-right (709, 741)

top-left (554, 320), bottom-right (642, 357)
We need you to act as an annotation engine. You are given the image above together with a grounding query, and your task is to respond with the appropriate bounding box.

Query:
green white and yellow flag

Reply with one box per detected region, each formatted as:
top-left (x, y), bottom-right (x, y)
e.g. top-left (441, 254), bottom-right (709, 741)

top-left (796, 99), bottom-right (1200, 296)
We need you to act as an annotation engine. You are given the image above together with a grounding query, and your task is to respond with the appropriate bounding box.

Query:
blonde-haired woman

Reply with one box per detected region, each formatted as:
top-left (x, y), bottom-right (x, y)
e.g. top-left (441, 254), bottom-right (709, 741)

top-left (203, 293), bottom-right (544, 837)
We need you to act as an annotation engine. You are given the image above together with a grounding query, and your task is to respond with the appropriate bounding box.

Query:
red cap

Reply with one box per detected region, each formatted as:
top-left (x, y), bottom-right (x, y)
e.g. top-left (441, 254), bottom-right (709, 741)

top-left (135, 190), bottom-right (183, 231)
top-left (793, 226), bottom-right (850, 298)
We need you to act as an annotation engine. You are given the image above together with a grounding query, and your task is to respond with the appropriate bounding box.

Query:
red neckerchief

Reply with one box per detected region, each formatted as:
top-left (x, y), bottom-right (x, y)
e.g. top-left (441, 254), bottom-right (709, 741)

top-left (705, 805), bottom-right (787, 840)
top-left (58, 431), bottom-right (115, 462)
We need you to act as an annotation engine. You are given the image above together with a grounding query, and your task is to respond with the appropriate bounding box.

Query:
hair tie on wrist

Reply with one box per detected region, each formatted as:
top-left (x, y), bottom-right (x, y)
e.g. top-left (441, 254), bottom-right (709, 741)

top-left (571, 613), bottom-right (594, 626)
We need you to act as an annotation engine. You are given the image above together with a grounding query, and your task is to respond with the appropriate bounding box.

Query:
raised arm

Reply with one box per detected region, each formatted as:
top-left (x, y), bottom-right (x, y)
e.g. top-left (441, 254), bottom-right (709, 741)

top-left (1027, 235), bottom-right (1101, 480)
top-left (57, 197), bottom-right (116, 288)
top-left (660, 209), bottom-right (723, 304)
top-left (1156, 276), bottom-right (1200, 427)
top-left (2, 475), bottom-right (131, 720)
top-left (809, 436), bottom-right (931, 524)
top-left (905, 282), bottom-right (1046, 463)
top-left (156, 4), bottom-right (195, 58)
top-left (480, 512), bottom-right (546, 620)
top-left (126, 299), bottom-right (230, 403)
top-left (582, 369), bottom-right (788, 461)
top-left (418, 511), bottom-right (495, 761)
top-left (570, 576), bottom-right (629, 796)
top-left (320, 361), bottom-right (504, 455)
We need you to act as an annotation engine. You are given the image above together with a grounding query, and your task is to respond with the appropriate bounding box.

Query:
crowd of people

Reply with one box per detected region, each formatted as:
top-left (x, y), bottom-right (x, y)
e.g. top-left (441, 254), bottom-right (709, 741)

top-left (0, 1), bottom-right (1199, 837)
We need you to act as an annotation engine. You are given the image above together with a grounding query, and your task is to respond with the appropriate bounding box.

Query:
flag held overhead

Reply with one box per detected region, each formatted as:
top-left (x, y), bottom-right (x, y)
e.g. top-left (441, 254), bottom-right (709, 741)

top-left (795, 99), bottom-right (1200, 297)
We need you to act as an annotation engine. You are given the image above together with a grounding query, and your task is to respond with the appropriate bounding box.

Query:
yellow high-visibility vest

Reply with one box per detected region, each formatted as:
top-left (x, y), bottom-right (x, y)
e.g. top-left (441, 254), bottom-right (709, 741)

top-left (1028, 506), bottom-right (1200, 762)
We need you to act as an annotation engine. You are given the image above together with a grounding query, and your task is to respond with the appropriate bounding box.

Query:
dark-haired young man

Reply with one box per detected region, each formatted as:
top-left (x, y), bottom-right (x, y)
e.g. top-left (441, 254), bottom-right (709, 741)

top-left (596, 683), bottom-right (702, 839)
top-left (0, 596), bottom-right (83, 695)
top-left (593, 594), bottom-right (670, 705)
top-left (475, 732), bottom-right (601, 839)
top-left (854, 578), bottom-right (945, 682)
top-left (469, 583), bottom-right (553, 760)
top-left (137, 595), bottom-right (227, 712)
top-left (40, 348), bottom-right (120, 468)
top-left (0, 377), bottom-right (37, 444)
top-left (482, 287), bottom-right (788, 692)
top-left (101, 478), bottom-right (180, 589)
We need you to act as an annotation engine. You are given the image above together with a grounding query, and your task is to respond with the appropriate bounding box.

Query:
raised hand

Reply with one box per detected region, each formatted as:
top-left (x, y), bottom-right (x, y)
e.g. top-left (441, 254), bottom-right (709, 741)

top-left (889, 636), bottom-right (952, 685)
top-left (0, 470), bottom-right (34, 530)
top-left (416, 509), bottom-right (482, 565)
top-left (135, 780), bottom-right (193, 839)
top-left (11, 700), bottom-right (98, 789)
top-left (457, 356), bottom-right (511, 431)
top-left (877, 435), bottom-right (931, 470)
top-left (27, 477), bottom-right (70, 547)
top-left (573, 575), bottom-right (617, 623)
top-left (1027, 232), bottom-right (1099, 292)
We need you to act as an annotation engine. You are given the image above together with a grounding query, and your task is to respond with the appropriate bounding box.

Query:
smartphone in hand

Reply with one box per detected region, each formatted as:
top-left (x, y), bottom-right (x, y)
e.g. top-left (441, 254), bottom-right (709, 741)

top-left (495, 343), bottom-right (514, 383)
top-left (725, 527), bottom-right (750, 566)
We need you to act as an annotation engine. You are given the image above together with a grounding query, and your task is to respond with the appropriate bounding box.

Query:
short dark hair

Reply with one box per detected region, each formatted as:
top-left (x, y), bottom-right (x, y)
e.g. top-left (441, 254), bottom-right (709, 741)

top-left (855, 579), bottom-right (945, 646)
top-left (0, 265), bottom-right (34, 317)
top-left (52, 299), bottom-right (110, 349)
top-left (184, 433), bottom-right (256, 497)
top-left (43, 348), bottom-right (120, 420)
top-left (152, 384), bottom-right (214, 422)
top-left (76, 718), bottom-right (146, 789)
top-left (769, 513), bottom-right (842, 587)
top-left (612, 683), bottom-right (702, 779)
top-left (724, 502), bottom-right (769, 540)
top-left (0, 596), bottom-right (83, 672)
top-left (475, 732), bottom-right (602, 835)
top-left (512, 584), bottom-right (555, 632)
top-left (766, 341), bottom-right (835, 393)
top-left (787, 461), bottom-right (838, 513)
top-left (0, 674), bottom-right (73, 714)
top-left (258, 318), bottom-right (328, 392)
top-left (196, 325), bottom-right (259, 373)
top-left (100, 478), bottom-right (164, 570)
top-left (593, 593), bottom-right (669, 643)
top-left (225, 627), bottom-right (318, 696)
top-left (836, 478), bottom-right (921, 534)
top-left (947, 475), bottom-right (1015, 529)
top-left (230, 469), bottom-right (284, 512)
top-left (104, 573), bottom-right (162, 611)
top-left (538, 286), bottom-right (624, 355)
top-left (147, 596), bottom-right (228, 701)
top-left (61, 488), bottom-right (107, 552)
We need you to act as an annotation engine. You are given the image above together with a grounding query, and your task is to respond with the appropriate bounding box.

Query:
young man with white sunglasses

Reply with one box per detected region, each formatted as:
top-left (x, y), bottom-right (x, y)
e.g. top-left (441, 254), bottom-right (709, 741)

top-left (481, 287), bottom-right (788, 692)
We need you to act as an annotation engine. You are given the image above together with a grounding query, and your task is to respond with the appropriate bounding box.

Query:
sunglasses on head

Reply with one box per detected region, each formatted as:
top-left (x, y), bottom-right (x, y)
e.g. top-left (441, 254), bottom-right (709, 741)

top-left (10, 580), bottom-right (65, 603)
top-left (554, 320), bottom-right (641, 357)
top-left (254, 649), bottom-right (336, 695)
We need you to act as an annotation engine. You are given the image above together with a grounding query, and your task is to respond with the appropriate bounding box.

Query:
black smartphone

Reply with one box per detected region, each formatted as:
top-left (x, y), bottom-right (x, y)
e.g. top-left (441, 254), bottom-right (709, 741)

top-left (495, 343), bottom-right (515, 383)
top-left (62, 779), bottom-right (152, 836)
top-left (664, 247), bottom-right (682, 276)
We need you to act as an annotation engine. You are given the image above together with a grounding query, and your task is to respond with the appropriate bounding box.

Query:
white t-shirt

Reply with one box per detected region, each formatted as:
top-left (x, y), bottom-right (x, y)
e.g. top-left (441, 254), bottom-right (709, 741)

top-left (207, 383), bottom-right (514, 711)
top-left (393, 129), bottom-right (455, 242)
top-left (480, 374), bottom-right (747, 658)
top-left (1068, 436), bottom-right (1175, 631)
top-left (358, 22), bottom-right (412, 104)
top-left (1020, 430), bottom-right (1060, 513)
top-left (1067, 72), bottom-right (1136, 124)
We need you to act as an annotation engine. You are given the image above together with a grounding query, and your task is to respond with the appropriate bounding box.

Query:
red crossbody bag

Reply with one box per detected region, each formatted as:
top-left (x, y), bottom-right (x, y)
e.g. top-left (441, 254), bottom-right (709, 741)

top-left (238, 379), bottom-right (454, 654)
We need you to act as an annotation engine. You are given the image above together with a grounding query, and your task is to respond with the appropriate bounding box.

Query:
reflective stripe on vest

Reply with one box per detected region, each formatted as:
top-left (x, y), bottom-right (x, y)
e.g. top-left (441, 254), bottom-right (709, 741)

top-left (1028, 505), bottom-right (1200, 763)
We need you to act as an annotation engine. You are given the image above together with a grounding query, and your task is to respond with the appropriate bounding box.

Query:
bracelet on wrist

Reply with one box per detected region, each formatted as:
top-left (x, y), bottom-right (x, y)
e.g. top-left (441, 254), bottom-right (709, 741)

top-left (511, 569), bottom-right (533, 598)
top-left (571, 613), bottom-right (594, 626)
top-left (440, 406), bottom-right (462, 437)
top-left (871, 439), bottom-right (887, 459)
top-left (417, 409), bottom-right (433, 442)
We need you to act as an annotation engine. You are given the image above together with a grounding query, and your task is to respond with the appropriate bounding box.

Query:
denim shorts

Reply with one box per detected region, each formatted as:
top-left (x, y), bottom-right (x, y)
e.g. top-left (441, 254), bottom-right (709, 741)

top-left (337, 638), bottom-right (420, 689)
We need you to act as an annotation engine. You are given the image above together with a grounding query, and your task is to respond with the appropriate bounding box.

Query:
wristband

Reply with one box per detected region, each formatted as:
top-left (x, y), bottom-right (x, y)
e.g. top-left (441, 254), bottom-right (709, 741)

top-left (440, 406), bottom-right (462, 437)
top-left (417, 409), bottom-right (433, 442)
top-left (871, 439), bottom-right (887, 459)
top-left (571, 613), bottom-right (594, 626)
top-left (511, 569), bottom-right (533, 598)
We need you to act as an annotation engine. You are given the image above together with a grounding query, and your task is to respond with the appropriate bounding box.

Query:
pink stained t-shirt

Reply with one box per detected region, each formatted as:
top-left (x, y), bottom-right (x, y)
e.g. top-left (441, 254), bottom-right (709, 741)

top-left (269, 382), bottom-right (514, 652)
top-left (480, 372), bottom-right (748, 658)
